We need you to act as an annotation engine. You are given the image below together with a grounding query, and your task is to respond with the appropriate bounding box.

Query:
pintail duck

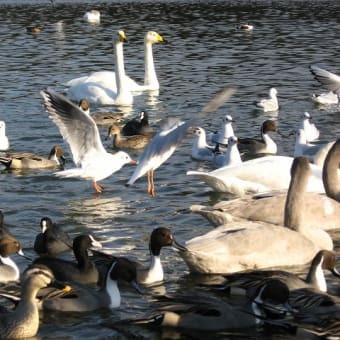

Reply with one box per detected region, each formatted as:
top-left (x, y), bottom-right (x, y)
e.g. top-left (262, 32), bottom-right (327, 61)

top-left (33, 234), bottom-right (102, 285)
top-left (78, 98), bottom-right (124, 126)
top-left (0, 265), bottom-right (70, 339)
top-left (221, 250), bottom-right (340, 294)
top-left (126, 280), bottom-right (291, 331)
top-left (122, 110), bottom-right (153, 136)
top-left (255, 88), bottom-right (279, 112)
top-left (175, 157), bottom-right (333, 274)
top-left (0, 145), bottom-right (65, 170)
top-left (238, 120), bottom-right (278, 156)
top-left (310, 65), bottom-right (340, 101)
top-left (41, 88), bottom-right (136, 193)
top-left (191, 126), bottom-right (215, 161)
top-left (93, 227), bottom-right (175, 285)
top-left (0, 234), bottom-right (24, 283)
top-left (42, 257), bottom-right (142, 312)
top-left (34, 217), bottom-right (72, 256)
top-left (106, 124), bottom-right (152, 151)
top-left (0, 120), bottom-right (10, 151)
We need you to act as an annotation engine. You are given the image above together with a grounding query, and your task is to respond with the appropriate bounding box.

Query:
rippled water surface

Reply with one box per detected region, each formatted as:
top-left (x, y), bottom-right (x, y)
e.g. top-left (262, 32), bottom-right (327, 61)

top-left (0, 0), bottom-right (339, 339)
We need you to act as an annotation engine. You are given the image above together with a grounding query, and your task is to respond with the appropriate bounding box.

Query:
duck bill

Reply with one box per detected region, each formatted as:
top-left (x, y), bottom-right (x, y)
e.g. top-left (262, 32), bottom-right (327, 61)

top-left (131, 280), bottom-right (144, 294)
top-left (51, 279), bottom-right (72, 292)
top-left (172, 240), bottom-right (187, 252)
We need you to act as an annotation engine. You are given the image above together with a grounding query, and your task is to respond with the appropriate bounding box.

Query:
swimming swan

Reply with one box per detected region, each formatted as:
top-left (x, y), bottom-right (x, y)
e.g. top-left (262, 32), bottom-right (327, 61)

top-left (66, 31), bottom-right (164, 102)
top-left (174, 157), bottom-right (333, 274)
top-left (191, 139), bottom-right (340, 230)
top-left (187, 154), bottom-right (329, 196)
top-left (67, 30), bottom-right (133, 106)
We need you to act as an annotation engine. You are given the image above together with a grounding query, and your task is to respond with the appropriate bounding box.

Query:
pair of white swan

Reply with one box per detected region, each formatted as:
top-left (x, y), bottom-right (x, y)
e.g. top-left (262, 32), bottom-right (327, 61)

top-left (175, 156), bottom-right (333, 274)
top-left (191, 139), bottom-right (340, 231)
top-left (66, 31), bottom-right (164, 105)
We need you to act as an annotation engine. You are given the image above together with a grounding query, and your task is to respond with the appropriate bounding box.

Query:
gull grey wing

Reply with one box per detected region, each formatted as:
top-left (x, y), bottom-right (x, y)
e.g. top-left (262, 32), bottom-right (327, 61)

top-left (40, 88), bottom-right (106, 166)
top-left (310, 65), bottom-right (340, 93)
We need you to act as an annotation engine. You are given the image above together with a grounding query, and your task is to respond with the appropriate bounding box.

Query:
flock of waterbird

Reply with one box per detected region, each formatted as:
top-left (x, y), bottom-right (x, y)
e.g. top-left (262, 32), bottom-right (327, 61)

top-left (0, 10), bottom-right (340, 338)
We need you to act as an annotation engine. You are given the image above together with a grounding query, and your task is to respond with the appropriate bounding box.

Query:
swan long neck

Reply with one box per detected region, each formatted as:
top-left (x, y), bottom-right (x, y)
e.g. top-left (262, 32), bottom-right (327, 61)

top-left (323, 139), bottom-right (340, 202)
top-left (284, 157), bottom-right (310, 231)
top-left (144, 42), bottom-right (158, 87)
top-left (115, 41), bottom-right (127, 94)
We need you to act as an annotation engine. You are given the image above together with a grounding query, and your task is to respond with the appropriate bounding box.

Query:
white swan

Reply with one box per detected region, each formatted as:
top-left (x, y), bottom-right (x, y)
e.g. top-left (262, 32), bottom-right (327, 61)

top-left (67, 30), bottom-right (133, 106)
top-left (187, 155), bottom-right (328, 196)
top-left (66, 31), bottom-right (164, 101)
top-left (174, 157), bottom-right (333, 274)
top-left (83, 10), bottom-right (100, 24)
top-left (0, 121), bottom-right (9, 151)
top-left (191, 139), bottom-right (340, 230)
top-left (299, 112), bottom-right (319, 142)
top-left (254, 88), bottom-right (279, 112)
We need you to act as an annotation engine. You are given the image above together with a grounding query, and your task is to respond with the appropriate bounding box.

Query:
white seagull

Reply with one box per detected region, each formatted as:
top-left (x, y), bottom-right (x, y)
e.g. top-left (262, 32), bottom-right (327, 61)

top-left (255, 88), bottom-right (279, 112)
top-left (40, 88), bottom-right (136, 193)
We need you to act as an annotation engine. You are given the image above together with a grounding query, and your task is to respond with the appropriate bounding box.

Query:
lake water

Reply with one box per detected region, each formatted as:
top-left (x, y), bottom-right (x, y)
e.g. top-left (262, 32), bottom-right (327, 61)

top-left (0, 0), bottom-right (339, 339)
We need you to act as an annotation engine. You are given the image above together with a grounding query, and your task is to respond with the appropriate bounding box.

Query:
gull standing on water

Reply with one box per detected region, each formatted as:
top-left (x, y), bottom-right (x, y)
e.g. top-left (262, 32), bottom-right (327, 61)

top-left (40, 88), bottom-right (136, 193)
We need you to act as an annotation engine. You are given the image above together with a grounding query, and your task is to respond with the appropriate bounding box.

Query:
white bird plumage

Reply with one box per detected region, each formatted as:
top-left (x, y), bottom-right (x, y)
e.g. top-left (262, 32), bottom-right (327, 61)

top-left (191, 126), bottom-right (215, 161)
top-left (255, 87), bottom-right (279, 112)
top-left (299, 112), bottom-right (319, 142)
top-left (66, 30), bottom-right (133, 106)
top-left (40, 88), bottom-right (136, 193)
top-left (66, 31), bottom-right (164, 103)
top-left (83, 10), bottom-right (101, 24)
top-left (0, 120), bottom-right (10, 151)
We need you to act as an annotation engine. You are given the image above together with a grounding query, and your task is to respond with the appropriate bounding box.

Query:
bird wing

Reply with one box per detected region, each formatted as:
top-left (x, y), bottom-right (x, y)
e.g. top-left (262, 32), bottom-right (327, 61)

top-left (40, 88), bottom-right (107, 167)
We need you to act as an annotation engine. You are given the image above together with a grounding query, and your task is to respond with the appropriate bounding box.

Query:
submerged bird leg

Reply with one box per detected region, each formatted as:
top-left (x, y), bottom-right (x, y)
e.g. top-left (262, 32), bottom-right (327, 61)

top-left (147, 170), bottom-right (155, 197)
top-left (93, 181), bottom-right (104, 193)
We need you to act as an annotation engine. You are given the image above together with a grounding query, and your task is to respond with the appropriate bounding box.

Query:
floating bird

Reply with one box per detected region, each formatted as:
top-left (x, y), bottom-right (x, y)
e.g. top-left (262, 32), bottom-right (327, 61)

top-left (0, 265), bottom-right (70, 339)
top-left (34, 217), bottom-right (72, 256)
top-left (0, 120), bottom-right (9, 151)
top-left (122, 110), bottom-right (153, 136)
top-left (26, 25), bottom-right (41, 33)
top-left (40, 88), bottom-right (136, 193)
top-left (238, 120), bottom-right (278, 156)
top-left (67, 30), bottom-right (133, 106)
top-left (0, 145), bottom-right (65, 170)
top-left (126, 86), bottom-right (237, 197)
top-left (213, 135), bottom-right (242, 168)
top-left (66, 31), bottom-right (165, 97)
top-left (33, 234), bottom-right (102, 285)
top-left (255, 88), bottom-right (279, 112)
top-left (310, 65), bottom-right (340, 100)
top-left (78, 98), bottom-right (124, 126)
top-left (40, 257), bottom-right (142, 313)
top-left (106, 124), bottom-right (152, 151)
top-left (299, 112), bottom-right (319, 142)
top-left (191, 126), bottom-right (215, 161)
top-left (210, 114), bottom-right (235, 145)
top-left (92, 227), bottom-right (175, 285)
top-left (83, 10), bottom-right (100, 24)
top-left (237, 23), bottom-right (254, 31)
top-left (176, 157), bottom-right (333, 274)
